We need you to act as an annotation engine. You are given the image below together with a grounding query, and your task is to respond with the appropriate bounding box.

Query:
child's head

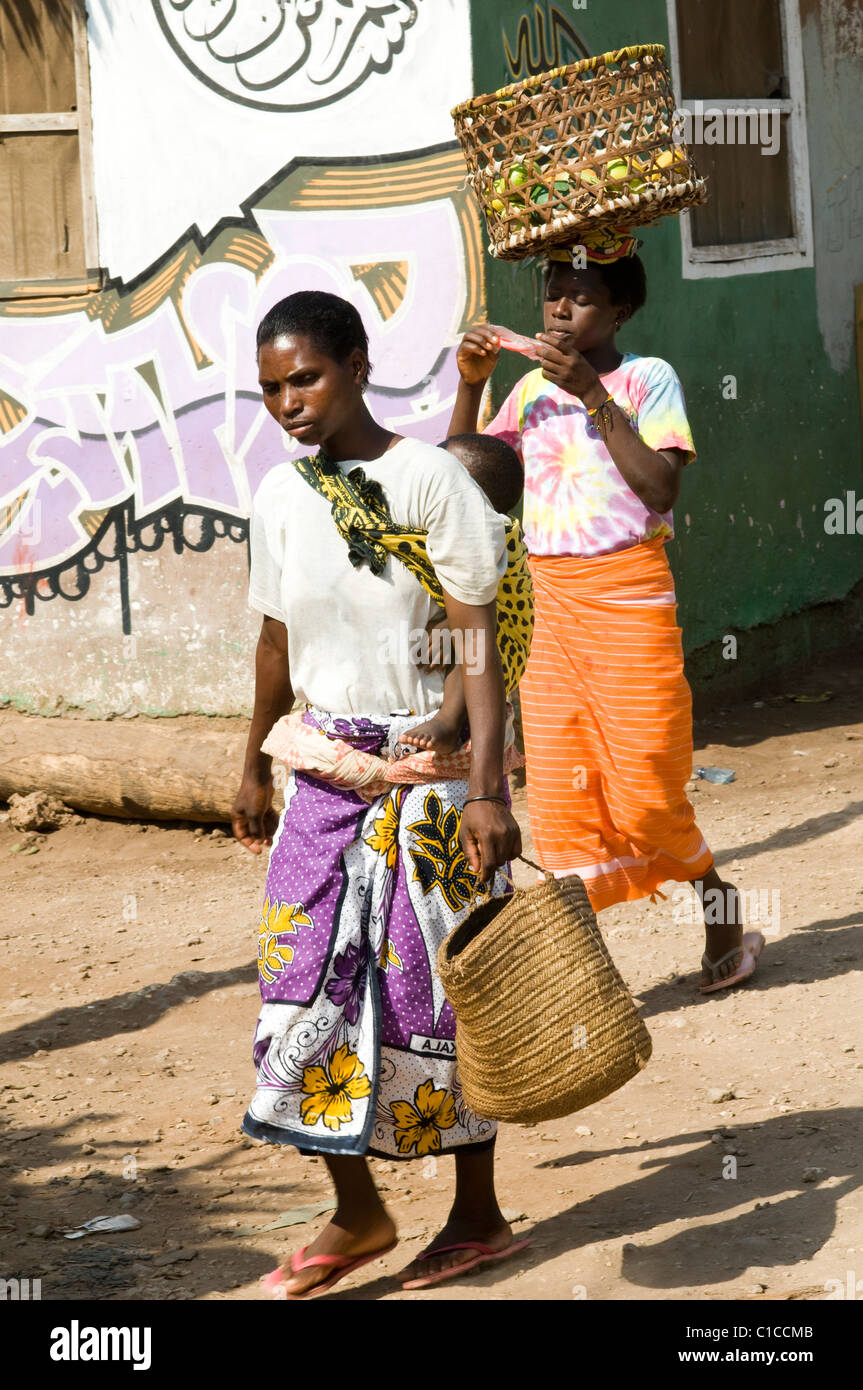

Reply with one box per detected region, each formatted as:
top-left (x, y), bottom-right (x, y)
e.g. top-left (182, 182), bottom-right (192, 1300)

top-left (543, 254), bottom-right (647, 352)
top-left (443, 433), bottom-right (524, 515)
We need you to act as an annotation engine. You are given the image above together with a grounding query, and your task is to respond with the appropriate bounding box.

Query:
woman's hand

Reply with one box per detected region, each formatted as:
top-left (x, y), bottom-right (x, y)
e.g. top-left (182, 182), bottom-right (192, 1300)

top-left (231, 774), bottom-right (279, 854)
top-left (456, 326), bottom-right (502, 385)
top-left (460, 799), bottom-right (522, 885)
top-left (535, 330), bottom-right (606, 404)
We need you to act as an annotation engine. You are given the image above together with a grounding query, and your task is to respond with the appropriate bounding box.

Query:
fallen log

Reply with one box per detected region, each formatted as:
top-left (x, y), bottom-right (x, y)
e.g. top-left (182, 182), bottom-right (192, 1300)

top-left (0, 710), bottom-right (255, 823)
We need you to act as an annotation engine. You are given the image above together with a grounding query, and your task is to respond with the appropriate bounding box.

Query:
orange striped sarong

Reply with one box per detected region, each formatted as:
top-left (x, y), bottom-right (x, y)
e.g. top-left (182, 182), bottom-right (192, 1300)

top-left (520, 535), bottom-right (714, 910)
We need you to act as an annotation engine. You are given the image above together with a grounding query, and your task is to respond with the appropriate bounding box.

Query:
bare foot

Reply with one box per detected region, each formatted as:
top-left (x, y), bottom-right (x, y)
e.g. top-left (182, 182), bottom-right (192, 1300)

top-left (272, 1209), bottom-right (397, 1298)
top-left (700, 878), bottom-right (743, 987)
top-left (398, 1212), bottom-right (514, 1288)
top-left (399, 714), bottom-right (463, 756)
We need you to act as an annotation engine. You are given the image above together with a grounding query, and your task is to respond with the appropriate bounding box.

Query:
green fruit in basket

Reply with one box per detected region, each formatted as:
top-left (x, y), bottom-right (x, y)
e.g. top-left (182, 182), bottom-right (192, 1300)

top-left (508, 162), bottom-right (531, 188)
top-left (491, 198), bottom-right (506, 215)
top-left (602, 158), bottom-right (650, 196)
top-left (580, 168), bottom-right (600, 185)
top-left (531, 178), bottom-right (571, 207)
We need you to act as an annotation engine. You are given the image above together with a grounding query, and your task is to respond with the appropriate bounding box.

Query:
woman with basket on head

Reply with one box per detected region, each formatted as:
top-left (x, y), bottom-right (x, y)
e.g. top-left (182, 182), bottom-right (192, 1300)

top-left (449, 228), bottom-right (764, 993)
top-left (231, 289), bottom-right (532, 1298)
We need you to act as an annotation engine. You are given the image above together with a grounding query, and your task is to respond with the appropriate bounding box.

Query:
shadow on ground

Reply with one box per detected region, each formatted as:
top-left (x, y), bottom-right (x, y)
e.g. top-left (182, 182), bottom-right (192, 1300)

top-left (635, 908), bottom-right (863, 1018)
top-left (0, 962), bottom-right (258, 1065)
top-left (0, 1113), bottom-right (315, 1300)
top-left (329, 1106), bottom-right (860, 1300)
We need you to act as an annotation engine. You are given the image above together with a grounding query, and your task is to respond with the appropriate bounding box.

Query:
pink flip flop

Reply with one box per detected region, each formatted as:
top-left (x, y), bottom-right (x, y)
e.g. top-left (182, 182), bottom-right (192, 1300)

top-left (261, 1239), bottom-right (398, 1300)
top-left (700, 931), bottom-right (765, 994)
top-left (400, 1236), bottom-right (532, 1290)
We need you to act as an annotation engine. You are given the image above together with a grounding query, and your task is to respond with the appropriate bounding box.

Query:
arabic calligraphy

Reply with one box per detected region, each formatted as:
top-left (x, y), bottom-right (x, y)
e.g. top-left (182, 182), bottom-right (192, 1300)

top-left (152, 0), bottom-right (420, 110)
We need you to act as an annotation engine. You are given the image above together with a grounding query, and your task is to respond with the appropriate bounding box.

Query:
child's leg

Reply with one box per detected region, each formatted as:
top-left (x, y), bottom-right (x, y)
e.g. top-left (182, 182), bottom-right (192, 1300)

top-left (399, 665), bottom-right (466, 755)
top-left (276, 1153), bottom-right (396, 1296)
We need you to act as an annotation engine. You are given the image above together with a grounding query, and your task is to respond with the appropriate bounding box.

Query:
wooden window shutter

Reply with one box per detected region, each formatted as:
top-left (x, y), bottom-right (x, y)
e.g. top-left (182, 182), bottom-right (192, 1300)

top-left (0, 0), bottom-right (100, 297)
top-left (674, 0), bottom-right (795, 252)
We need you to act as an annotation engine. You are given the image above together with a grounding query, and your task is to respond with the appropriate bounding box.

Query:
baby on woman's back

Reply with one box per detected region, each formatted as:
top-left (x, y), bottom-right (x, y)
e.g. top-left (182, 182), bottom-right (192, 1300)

top-left (399, 432), bottom-right (524, 756)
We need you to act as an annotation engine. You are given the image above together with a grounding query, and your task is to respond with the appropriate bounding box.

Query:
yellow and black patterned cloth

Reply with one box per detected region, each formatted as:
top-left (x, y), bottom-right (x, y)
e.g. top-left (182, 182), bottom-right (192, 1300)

top-left (291, 453), bottom-right (534, 693)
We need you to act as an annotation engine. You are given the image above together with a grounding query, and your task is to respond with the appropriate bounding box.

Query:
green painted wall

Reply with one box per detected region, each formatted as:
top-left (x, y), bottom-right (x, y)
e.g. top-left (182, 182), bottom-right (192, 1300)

top-left (468, 0), bottom-right (863, 691)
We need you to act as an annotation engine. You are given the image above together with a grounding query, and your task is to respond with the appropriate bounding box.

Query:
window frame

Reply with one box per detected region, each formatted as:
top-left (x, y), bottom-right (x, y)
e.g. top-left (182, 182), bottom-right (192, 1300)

top-left (666, 0), bottom-right (813, 279)
top-left (0, 0), bottom-right (100, 299)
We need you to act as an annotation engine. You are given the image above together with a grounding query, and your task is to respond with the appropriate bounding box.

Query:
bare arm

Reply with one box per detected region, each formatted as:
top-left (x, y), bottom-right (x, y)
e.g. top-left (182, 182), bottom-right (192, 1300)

top-left (231, 615), bottom-right (294, 854)
top-left (447, 326), bottom-right (501, 437)
top-left (583, 403), bottom-right (685, 513)
top-left (441, 588), bottom-right (521, 882)
top-left (535, 331), bottom-right (686, 513)
top-left (591, 421), bottom-right (685, 514)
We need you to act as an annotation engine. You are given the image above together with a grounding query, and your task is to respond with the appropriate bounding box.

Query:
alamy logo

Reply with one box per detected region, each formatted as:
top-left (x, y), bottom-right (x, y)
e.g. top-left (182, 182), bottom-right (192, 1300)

top-left (671, 886), bottom-right (781, 934)
top-left (0, 1276), bottom-right (41, 1300)
top-left (824, 1271), bottom-right (863, 1300)
top-left (673, 102), bottom-right (781, 156)
top-left (377, 621), bottom-right (486, 674)
top-left (50, 1321), bottom-right (152, 1371)
top-left (824, 492), bottom-right (863, 534)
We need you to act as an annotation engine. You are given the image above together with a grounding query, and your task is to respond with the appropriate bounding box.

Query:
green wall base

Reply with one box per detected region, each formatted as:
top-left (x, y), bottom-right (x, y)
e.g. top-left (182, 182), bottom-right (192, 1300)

top-left (687, 581), bottom-right (863, 711)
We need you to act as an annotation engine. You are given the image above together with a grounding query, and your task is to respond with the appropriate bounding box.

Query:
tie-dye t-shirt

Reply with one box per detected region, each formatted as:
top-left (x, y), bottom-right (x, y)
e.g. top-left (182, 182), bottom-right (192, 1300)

top-left (485, 352), bottom-right (696, 557)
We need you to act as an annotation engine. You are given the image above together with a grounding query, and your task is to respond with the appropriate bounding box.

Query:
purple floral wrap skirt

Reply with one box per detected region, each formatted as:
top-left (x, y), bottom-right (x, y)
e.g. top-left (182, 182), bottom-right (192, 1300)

top-left (242, 707), bottom-right (511, 1160)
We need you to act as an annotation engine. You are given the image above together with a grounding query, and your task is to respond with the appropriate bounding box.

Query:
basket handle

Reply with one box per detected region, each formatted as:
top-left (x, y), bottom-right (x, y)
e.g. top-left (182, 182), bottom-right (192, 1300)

top-left (468, 853), bottom-right (549, 906)
top-left (517, 853), bottom-right (547, 875)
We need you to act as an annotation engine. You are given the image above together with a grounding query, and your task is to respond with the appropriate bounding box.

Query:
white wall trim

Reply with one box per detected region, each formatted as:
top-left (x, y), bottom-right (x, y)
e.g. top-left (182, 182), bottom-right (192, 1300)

top-left (72, 0), bottom-right (100, 274)
top-left (665, 0), bottom-right (814, 279)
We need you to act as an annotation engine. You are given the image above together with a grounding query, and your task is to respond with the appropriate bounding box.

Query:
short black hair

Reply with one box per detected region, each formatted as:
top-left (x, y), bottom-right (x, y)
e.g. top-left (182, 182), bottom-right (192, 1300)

top-left (443, 433), bottom-right (524, 515)
top-left (256, 291), bottom-right (371, 384)
top-left (593, 254), bottom-right (648, 317)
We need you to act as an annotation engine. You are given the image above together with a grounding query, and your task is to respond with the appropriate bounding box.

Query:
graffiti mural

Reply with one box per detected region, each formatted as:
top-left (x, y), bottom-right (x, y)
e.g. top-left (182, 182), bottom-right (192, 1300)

top-left (502, 4), bottom-right (589, 80)
top-left (152, 0), bottom-right (421, 110)
top-left (0, 147), bottom-right (484, 633)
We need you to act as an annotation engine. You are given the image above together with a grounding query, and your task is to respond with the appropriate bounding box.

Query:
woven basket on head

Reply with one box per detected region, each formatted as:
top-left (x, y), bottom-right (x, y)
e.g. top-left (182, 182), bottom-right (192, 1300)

top-left (452, 44), bottom-right (707, 261)
top-left (438, 865), bottom-right (651, 1125)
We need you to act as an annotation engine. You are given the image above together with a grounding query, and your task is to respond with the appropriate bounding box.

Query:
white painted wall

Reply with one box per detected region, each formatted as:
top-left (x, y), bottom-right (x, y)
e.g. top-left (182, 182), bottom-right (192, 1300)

top-left (0, 0), bottom-right (478, 718)
top-left (86, 0), bottom-right (473, 282)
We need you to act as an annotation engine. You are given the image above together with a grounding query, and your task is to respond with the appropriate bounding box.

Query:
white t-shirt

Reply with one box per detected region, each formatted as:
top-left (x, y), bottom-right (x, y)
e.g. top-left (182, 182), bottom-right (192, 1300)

top-left (247, 437), bottom-right (507, 717)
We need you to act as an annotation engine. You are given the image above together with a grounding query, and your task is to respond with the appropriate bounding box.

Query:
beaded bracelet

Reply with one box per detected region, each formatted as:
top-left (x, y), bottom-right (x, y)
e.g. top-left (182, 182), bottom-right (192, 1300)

top-left (586, 393), bottom-right (615, 437)
top-left (586, 393), bottom-right (615, 417)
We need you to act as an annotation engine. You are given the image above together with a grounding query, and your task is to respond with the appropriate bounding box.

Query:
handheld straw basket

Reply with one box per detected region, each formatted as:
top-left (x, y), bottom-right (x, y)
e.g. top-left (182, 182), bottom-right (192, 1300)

top-left (437, 863), bottom-right (652, 1125)
top-left (451, 44), bottom-right (707, 261)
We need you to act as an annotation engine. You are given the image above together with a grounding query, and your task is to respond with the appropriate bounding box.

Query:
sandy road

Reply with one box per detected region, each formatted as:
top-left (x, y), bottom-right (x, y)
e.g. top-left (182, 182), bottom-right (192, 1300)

top-left (1, 652), bottom-right (861, 1301)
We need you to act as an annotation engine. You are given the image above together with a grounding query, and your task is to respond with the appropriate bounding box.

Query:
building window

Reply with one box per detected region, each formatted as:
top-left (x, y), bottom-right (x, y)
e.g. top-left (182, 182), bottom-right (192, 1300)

top-left (0, 0), bottom-right (100, 298)
top-left (666, 0), bottom-right (813, 277)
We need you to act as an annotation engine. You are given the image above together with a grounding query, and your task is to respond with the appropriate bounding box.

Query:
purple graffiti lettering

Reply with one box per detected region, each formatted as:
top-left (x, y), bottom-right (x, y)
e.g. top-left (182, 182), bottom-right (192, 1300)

top-left (0, 187), bottom-right (467, 588)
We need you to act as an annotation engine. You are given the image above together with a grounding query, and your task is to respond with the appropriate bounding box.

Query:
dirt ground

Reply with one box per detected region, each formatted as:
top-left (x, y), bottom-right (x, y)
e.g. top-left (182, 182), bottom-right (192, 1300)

top-left (1, 651), bottom-right (862, 1303)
